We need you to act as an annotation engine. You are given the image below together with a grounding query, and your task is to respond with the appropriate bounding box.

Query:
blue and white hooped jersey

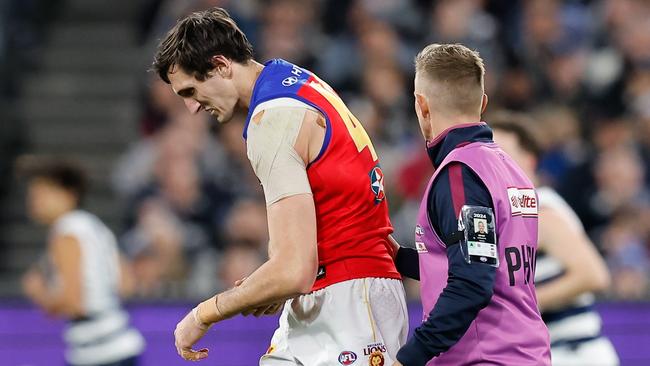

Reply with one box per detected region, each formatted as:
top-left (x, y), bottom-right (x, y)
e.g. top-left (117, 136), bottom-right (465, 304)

top-left (535, 187), bottom-right (603, 347)
top-left (51, 210), bottom-right (144, 365)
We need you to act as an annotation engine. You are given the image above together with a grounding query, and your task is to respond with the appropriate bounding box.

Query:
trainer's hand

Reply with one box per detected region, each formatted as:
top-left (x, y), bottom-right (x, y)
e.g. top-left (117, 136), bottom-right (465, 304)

top-left (388, 234), bottom-right (401, 259)
top-left (174, 308), bottom-right (210, 361)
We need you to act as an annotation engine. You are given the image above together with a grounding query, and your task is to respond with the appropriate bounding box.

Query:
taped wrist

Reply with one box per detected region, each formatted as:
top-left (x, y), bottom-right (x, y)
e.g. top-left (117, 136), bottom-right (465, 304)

top-left (196, 295), bottom-right (227, 325)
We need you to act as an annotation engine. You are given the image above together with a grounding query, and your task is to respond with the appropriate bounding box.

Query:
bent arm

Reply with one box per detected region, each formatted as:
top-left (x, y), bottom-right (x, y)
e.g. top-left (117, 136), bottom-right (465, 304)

top-left (536, 206), bottom-right (610, 312)
top-left (397, 163), bottom-right (496, 365)
top-left (196, 105), bottom-right (322, 324)
top-left (198, 193), bottom-right (318, 323)
top-left (34, 235), bottom-right (85, 318)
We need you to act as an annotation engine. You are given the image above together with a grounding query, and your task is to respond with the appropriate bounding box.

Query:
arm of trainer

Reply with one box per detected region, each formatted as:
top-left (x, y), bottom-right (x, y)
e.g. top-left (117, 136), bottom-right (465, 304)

top-left (173, 106), bottom-right (325, 361)
top-left (396, 163), bottom-right (497, 366)
top-left (535, 205), bottom-right (610, 312)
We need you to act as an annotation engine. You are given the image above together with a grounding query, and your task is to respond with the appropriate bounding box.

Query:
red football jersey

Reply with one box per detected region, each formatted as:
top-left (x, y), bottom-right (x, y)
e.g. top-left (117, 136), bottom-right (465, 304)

top-left (245, 59), bottom-right (401, 290)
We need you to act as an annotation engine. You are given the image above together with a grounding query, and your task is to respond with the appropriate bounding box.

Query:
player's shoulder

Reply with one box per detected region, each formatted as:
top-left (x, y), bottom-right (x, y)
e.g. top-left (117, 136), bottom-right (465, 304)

top-left (255, 59), bottom-right (311, 96)
top-left (53, 210), bottom-right (102, 236)
top-left (250, 97), bottom-right (316, 117)
top-left (537, 186), bottom-right (566, 209)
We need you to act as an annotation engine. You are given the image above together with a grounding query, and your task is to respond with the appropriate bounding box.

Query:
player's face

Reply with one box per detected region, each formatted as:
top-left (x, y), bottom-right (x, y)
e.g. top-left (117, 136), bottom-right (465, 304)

top-left (167, 65), bottom-right (239, 124)
top-left (26, 179), bottom-right (73, 225)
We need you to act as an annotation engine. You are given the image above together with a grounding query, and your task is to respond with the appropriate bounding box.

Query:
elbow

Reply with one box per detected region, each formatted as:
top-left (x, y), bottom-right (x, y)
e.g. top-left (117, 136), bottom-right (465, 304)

top-left (293, 276), bottom-right (315, 295)
top-left (47, 300), bottom-right (85, 318)
top-left (590, 266), bottom-right (611, 293)
top-left (60, 299), bottom-right (85, 318)
top-left (457, 277), bottom-right (494, 309)
top-left (280, 258), bottom-right (317, 295)
top-left (477, 286), bottom-right (494, 309)
top-left (282, 271), bottom-right (315, 295)
top-left (467, 276), bottom-right (494, 309)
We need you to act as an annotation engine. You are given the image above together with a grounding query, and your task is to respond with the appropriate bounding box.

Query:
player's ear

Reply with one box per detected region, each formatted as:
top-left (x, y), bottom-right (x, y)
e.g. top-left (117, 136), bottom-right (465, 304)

top-left (414, 93), bottom-right (430, 122)
top-left (211, 55), bottom-right (232, 78)
top-left (480, 93), bottom-right (488, 115)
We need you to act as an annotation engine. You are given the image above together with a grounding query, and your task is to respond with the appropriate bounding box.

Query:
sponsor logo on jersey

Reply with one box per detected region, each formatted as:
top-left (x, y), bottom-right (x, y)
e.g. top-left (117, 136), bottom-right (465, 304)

top-left (507, 187), bottom-right (538, 217)
top-left (282, 66), bottom-right (303, 86)
top-left (415, 241), bottom-right (428, 253)
top-left (368, 351), bottom-right (385, 366)
top-left (338, 351), bottom-right (357, 365)
top-left (369, 165), bottom-right (385, 204)
top-left (282, 76), bottom-right (298, 86)
top-left (316, 265), bottom-right (326, 280)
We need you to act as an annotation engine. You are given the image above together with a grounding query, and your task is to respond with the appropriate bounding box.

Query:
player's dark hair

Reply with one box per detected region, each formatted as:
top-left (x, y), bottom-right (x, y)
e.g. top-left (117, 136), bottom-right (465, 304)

top-left (152, 7), bottom-right (254, 83)
top-left (21, 158), bottom-right (88, 204)
top-left (489, 111), bottom-right (542, 160)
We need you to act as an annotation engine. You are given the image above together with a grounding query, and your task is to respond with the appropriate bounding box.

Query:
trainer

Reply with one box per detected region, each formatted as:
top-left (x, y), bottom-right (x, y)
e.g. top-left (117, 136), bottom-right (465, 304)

top-left (392, 44), bottom-right (551, 365)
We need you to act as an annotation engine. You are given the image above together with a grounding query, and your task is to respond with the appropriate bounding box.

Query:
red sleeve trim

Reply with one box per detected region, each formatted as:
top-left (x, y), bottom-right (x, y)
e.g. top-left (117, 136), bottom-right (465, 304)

top-left (448, 163), bottom-right (466, 217)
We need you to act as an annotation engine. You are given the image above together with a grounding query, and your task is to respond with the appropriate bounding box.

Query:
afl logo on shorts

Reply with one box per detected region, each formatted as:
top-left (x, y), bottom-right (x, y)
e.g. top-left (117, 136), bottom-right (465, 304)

top-left (338, 351), bottom-right (357, 365)
top-left (369, 165), bottom-right (385, 204)
top-left (282, 76), bottom-right (298, 86)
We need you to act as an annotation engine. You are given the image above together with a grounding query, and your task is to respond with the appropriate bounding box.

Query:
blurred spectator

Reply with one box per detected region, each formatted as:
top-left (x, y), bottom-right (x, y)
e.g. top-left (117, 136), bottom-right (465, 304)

top-left (119, 120), bottom-right (233, 297)
top-left (601, 209), bottom-right (650, 300)
top-left (427, 0), bottom-right (503, 94)
top-left (532, 105), bottom-right (589, 186)
top-left (218, 199), bottom-right (268, 288)
top-left (256, 0), bottom-right (318, 68)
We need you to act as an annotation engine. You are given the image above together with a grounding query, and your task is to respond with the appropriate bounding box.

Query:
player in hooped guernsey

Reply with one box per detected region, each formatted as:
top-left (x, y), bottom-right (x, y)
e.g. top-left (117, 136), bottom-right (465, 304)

top-left (492, 116), bottom-right (620, 366)
top-left (153, 8), bottom-right (408, 365)
top-left (21, 161), bottom-right (144, 366)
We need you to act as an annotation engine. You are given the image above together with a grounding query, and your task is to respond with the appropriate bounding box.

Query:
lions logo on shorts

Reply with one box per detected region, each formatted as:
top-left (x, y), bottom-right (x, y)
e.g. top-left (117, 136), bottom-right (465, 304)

top-left (368, 351), bottom-right (384, 366)
top-left (369, 165), bottom-right (385, 204)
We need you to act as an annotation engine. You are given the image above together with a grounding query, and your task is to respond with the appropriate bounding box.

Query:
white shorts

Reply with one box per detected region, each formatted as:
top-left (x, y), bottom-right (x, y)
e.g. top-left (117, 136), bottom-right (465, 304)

top-left (260, 278), bottom-right (409, 366)
top-left (551, 337), bottom-right (620, 366)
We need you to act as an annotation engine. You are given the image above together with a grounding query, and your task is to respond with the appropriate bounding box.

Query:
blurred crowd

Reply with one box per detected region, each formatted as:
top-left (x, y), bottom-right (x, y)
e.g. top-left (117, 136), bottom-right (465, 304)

top-left (0, 0), bottom-right (60, 210)
top-left (115, 0), bottom-right (650, 301)
top-left (4, 0), bottom-right (646, 302)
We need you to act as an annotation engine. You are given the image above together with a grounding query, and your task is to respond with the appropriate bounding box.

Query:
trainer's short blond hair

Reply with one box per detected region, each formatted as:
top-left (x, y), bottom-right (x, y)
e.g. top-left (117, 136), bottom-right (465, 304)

top-left (415, 43), bottom-right (485, 114)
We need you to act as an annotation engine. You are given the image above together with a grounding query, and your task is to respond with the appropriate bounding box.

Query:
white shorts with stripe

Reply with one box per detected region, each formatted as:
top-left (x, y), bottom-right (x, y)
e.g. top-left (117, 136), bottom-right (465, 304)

top-left (260, 278), bottom-right (408, 366)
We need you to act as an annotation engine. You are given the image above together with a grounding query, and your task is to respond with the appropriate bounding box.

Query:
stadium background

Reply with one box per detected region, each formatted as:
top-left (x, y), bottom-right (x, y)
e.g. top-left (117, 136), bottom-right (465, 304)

top-left (1, 0), bottom-right (649, 364)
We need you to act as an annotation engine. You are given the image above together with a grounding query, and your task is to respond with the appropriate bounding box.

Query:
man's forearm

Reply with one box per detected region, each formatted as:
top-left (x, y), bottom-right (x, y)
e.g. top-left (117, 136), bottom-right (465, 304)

top-left (197, 256), bottom-right (313, 324)
top-left (536, 274), bottom-right (593, 312)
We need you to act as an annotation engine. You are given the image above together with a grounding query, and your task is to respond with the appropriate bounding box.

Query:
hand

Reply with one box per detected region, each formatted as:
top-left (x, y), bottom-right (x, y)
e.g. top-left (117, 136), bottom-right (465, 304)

top-left (174, 308), bottom-right (210, 361)
top-left (22, 269), bottom-right (47, 301)
top-left (388, 234), bottom-right (401, 259)
top-left (242, 302), bottom-right (284, 317)
top-left (235, 277), bottom-right (284, 317)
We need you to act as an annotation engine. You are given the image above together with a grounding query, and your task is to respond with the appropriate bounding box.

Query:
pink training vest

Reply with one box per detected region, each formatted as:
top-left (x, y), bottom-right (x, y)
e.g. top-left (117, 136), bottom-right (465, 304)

top-left (416, 139), bottom-right (551, 365)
